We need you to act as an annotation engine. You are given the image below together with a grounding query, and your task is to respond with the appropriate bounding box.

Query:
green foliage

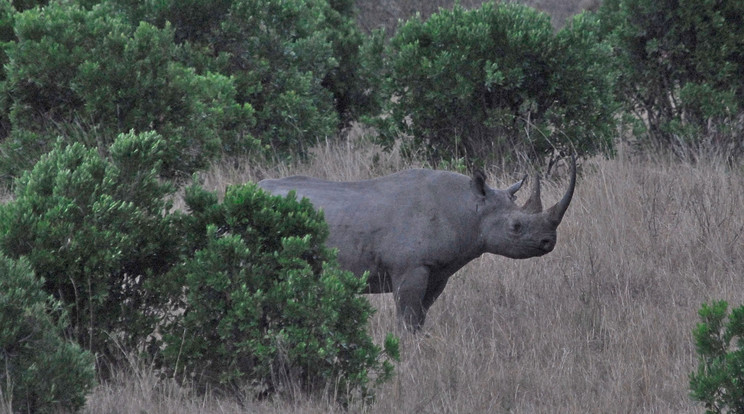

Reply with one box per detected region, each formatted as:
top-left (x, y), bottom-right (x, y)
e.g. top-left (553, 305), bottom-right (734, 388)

top-left (0, 129), bottom-right (397, 402)
top-left (160, 183), bottom-right (398, 403)
top-left (0, 2), bottom-right (14, 67)
top-left (690, 300), bottom-right (744, 413)
top-left (0, 254), bottom-right (95, 413)
top-left (0, 131), bottom-right (181, 358)
top-left (382, 2), bottom-right (617, 165)
top-left (2, 0), bottom-right (255, 178)
top-left (320, 0), bottom-right (386, 126)
top-left (0, 1), bottom-right (16, 138)
top-left (112, 0), bottom-right (379, 155)
top-left (0, 0), bottom-right (381, 175)
top-left (10, 1), bottom-right (50, 11)
top-left (599, 0), bottom-right (744, 156)
top-left (217, 0), bottom-right (338, 153)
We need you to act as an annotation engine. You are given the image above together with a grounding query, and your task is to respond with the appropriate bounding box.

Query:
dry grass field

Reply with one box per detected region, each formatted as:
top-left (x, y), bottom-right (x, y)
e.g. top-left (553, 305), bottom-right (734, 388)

top-left (81, 131), bottom-right (744, 413)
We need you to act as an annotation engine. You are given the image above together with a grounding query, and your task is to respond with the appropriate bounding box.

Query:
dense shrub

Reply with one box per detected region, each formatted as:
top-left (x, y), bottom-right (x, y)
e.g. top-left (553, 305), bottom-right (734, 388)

top-left (690, 300), bottom-right (744, 413)
top-left (0, 254), bottom-right (95, 413)
top-left (0, 1), bottom-right (15, 139)
top-left (215, 0), bottom-right (338, 153)
top-left (0, 2), bottom-right (13, 79)
top-left (0, 131), bottom-right (181, 359)
top-left (0, 0), bottom-right (383, 175)
top-left (160, 182), bottom-right (398, 403)
top-left (0, 129), bottom-right (398, 403)
top-left (112, 0), bottom-right (381, 155)
top-left (9, 1), bottom-right (50, 11)
top-left (320, 0), bottom-right (386, 126)
top-left (382, 2), bottom-right (616, 165)
top-left (599, 0), bottom-right (744, 157)
top-left (1, 0), bottom-right (255, 178)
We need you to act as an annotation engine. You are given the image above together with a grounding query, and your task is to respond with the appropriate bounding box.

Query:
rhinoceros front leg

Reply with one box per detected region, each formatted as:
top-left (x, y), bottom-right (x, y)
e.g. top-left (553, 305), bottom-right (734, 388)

top-left (393, 266), bottom-right (430, 331)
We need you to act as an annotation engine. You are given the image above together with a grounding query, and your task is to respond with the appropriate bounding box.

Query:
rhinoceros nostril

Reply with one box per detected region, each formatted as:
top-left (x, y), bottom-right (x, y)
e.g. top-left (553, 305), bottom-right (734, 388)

top-left (540, 238), bottom-right (554, 251)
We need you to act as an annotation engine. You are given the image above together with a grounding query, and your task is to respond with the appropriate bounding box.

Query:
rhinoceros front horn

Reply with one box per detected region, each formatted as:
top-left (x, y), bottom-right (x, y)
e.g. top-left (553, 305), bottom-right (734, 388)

top-left (545, 155), bottom-right (576, 226)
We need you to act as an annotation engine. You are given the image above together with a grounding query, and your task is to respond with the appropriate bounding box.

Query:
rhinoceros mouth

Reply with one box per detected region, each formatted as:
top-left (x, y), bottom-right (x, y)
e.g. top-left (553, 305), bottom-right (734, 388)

top-left (504, 244), bottom-right (552, 259)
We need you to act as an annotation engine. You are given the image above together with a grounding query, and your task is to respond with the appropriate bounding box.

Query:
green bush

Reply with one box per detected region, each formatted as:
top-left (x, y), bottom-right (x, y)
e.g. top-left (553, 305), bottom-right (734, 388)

top-left (160, 182), bottom-right (398, 403)
top-left (0, 130), bottom-right (181, 359)
top-left (1, 0), bottom-right (382, 172)
top-left (1, 0), bottom-right (255, 178)
top-left (216, 0), bottom-right (338, 153)
top-left (382, 2), bottom-right (616, 165)
top-left (112, 0), bottom-right (379, 155)
top-left (0, 254), bottom-right (95, 413)
top-left (690, 300), bottom-right (744, 413)
top-left (0, 1), bottom-right (16, 139)
top-left (0, 129), bottom-right (398, 404)
top-left (9, 1), bottom-right (50, 11)
top-left (599, 0), bottom-right (744, 156)
top-left (319, 0), bottom-right (386, 126)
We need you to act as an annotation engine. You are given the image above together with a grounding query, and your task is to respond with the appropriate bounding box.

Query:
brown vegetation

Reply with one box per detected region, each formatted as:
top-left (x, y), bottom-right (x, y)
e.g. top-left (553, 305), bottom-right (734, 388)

top-left (83, 130), bottom-right (744, 413)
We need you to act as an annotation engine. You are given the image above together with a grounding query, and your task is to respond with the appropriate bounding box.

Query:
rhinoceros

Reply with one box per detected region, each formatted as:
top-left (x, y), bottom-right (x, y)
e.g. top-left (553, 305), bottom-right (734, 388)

top-left (258, 158), bottom-right (575, 331)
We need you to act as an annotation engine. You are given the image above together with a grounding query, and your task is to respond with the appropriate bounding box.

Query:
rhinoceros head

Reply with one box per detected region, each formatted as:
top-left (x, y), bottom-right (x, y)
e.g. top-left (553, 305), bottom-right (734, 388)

top-left (473, 157), bottom-right (576, 259)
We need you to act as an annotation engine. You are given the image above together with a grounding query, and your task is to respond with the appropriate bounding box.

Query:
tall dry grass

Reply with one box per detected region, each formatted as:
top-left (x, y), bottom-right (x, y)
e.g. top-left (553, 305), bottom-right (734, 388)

top-left (82, 134), bottom-right (744, 413)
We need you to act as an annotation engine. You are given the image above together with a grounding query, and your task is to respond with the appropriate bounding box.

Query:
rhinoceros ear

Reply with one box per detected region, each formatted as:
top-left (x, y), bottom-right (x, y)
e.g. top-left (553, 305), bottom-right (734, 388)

top-left (506, 175), bottom-right (527, 200)
top-left (471, 169), bottom-right (487, 197)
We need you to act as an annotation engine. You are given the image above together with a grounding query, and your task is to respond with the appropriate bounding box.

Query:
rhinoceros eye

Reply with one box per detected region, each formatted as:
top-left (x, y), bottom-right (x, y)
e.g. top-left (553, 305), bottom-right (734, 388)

top-left (510, 220), bottom-right (522, 234)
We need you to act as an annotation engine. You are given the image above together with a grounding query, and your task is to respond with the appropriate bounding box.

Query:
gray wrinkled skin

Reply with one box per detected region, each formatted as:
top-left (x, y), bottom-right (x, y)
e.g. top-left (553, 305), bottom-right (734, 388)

top-left (259, 158), bottom-right (575, 331)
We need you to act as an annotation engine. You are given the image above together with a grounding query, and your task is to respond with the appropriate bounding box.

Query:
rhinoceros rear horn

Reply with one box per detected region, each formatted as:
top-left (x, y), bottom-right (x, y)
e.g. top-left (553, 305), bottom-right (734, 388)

top-left (546, 155), bottom-right (576, 225)
top-left (521, 175), bottom-right (543, 213)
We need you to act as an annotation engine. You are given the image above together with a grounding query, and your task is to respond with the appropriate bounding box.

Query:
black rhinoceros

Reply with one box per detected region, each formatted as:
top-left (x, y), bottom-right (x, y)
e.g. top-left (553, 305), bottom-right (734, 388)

top-left (259, 158), bottom-right (576, 330)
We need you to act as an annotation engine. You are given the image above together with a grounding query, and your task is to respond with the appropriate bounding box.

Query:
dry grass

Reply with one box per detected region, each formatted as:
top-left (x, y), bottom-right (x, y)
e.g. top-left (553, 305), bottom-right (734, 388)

top-left (82, 134), bottom-right (744, 413)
